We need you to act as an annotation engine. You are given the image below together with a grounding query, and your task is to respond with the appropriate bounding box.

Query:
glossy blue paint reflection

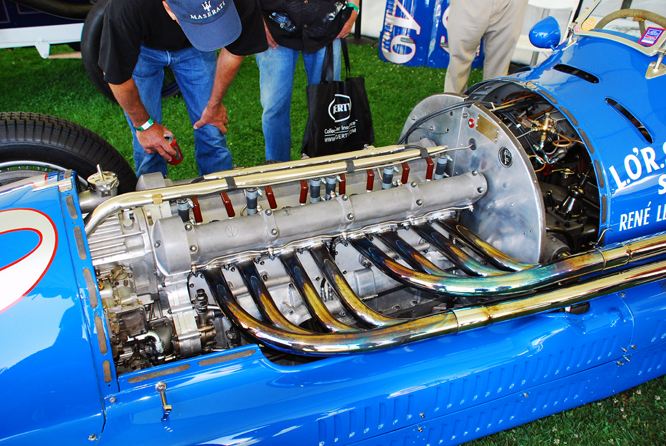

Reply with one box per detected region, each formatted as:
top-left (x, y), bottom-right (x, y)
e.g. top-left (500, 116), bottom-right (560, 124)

top-left (529, 16), bottom-right (561, 49)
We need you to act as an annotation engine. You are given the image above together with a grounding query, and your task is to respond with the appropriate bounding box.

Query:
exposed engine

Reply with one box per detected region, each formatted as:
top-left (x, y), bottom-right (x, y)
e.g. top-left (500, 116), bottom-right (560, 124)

top-left (83, 87), bottom-right (608, 375)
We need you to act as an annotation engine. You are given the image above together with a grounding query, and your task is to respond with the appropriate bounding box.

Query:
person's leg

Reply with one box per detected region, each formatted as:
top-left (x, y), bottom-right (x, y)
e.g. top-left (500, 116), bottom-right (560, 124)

top-left (169, 46), bottom-right (231, 175)
top-left (303, 38), bottom-right (342, 84)
top-left (444, 0), bottom-right (491, 94)
top-left (128, 45), bottom-right (168, 178)
top-left (256, 46), bottom-right (299, 162)
top-left (482, 0), bottom-right (528, 80)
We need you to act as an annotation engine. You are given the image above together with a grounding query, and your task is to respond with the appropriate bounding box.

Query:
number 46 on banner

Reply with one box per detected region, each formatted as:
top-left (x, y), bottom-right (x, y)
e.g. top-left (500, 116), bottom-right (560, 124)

top-left (381, 0), bottom-right (422, 64)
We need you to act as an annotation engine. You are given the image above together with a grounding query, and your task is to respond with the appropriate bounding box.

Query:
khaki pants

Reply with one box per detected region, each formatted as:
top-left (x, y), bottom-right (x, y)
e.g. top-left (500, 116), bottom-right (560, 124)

top-left (444, 0), bottom-right (528, 94)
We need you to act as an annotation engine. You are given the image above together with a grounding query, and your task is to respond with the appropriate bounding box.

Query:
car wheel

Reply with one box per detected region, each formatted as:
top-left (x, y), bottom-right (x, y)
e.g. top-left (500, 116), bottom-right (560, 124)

top-left (0, 112), bottom-right (137, 193)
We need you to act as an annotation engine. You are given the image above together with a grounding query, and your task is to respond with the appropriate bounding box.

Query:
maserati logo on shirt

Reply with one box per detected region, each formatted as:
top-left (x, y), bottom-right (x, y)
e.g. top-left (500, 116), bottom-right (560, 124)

top-left (191, 1), bottom-right (225, 19)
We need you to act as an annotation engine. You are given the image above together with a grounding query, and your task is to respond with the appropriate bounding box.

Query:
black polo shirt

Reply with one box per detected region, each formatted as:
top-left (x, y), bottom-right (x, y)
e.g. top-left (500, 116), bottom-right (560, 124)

top-left (260, 0), bottom-right (353, 53)
top-left (100, 0), bottom-right (267, 84)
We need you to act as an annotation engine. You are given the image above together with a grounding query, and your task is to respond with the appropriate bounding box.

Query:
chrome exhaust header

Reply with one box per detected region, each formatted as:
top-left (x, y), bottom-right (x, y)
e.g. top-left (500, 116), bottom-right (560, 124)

top-left (200, 223), bottom-right (666, 356)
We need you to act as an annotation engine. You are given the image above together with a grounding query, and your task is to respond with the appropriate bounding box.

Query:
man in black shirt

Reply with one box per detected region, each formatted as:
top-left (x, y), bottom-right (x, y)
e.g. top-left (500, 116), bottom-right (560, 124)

top-left (99, 0), bottom-right (267, 177)
top-left (256, 0), bottom-right (357, 162)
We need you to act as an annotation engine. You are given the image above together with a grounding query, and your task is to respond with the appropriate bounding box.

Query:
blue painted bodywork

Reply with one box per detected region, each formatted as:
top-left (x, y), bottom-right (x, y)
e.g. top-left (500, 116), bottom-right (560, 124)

top-left (529, 16), bottom-right (561, 49)
top-left (0, 173), bottom-right (665, 446)
top-left (2, 25), bottom-right (666, 446)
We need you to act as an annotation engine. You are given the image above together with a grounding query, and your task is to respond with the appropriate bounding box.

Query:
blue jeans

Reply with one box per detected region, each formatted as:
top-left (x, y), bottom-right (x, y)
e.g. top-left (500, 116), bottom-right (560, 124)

top-left (126, 45), bottom-right (232, 178)
top-left (256, 40), bottom-right (342, 162)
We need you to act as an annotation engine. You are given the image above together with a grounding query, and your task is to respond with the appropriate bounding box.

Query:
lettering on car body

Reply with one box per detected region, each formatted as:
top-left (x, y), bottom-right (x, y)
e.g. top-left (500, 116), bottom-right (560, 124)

top-left (608, 143), bottom-right (666, 194)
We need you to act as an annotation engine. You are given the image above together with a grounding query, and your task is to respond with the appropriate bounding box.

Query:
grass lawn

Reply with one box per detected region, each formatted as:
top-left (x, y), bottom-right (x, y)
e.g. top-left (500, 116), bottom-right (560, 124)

top-left (1, 42), bottom-right (665, 445)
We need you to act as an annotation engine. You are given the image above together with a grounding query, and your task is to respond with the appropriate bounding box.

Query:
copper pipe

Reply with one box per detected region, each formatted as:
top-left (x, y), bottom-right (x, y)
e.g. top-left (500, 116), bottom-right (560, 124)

top-left (236, 261), bottom-right (309, 334)
top-left (308, 245), bottom-right (404, 328)
top-left (280, 252), bottom-right (357, 333)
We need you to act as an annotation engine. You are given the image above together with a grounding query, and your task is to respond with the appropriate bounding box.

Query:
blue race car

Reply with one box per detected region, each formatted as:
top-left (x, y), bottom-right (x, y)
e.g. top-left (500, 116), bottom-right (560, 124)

top-left (1, 1), bottom-right (665, 444)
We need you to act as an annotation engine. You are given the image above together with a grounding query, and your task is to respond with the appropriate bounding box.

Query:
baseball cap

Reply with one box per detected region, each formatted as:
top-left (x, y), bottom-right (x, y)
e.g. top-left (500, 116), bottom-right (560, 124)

top-left (165, 0), bottom-right (242, 52)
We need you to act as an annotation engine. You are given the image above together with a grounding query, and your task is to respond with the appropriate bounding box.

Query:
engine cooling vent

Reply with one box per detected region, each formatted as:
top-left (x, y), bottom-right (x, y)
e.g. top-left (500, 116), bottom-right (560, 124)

top-left (554, 64), bottom-right (599, 83)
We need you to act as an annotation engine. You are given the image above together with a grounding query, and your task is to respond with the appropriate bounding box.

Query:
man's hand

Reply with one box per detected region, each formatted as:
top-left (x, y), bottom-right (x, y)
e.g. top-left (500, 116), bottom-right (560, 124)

top-left (196, 48), bottom-right (243, 135)
top-left (336, 8), bottom-right (357, 39)
top-left (108, 78), bottom-right (176, 161)
top-left (193, 101), bottom-right (228, 133)
top-left (264, 19), bottom-right (278, 49)
top-left (136, 122), bottom-right (177, 161)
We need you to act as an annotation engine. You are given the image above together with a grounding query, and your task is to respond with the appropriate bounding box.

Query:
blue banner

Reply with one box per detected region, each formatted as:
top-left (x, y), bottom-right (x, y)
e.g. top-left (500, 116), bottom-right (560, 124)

top-left (380, 0), bottom-right (484, 69)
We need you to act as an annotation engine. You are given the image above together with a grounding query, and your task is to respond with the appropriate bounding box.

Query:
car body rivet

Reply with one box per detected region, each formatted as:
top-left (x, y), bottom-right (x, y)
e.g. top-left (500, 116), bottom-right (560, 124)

top-left (109, 396), bottom-right (116, 403)
top-left (342, 194), bottom-right (349, 201)
top-left (266, 209), bottom-right (272, 216)
top-left (411, 181), bottom-right (417, 187)
top-left (154, 241), bottom-right (161, 248)
top-left (88, 434), bottom-right (97, 441)
top-left (347, 213), bottom-right (354, 220)
top-left (416, 199), bottom-right (423, 206)
top-left (190, 245), bottom-right (198, 252)
top-left (271, 229), bottom-right (278, 236)
top-left (185, 223), bottom-right (192, 231)
top-left (477, 187), bottom-right (484, 193)
top-left (472, 170), bottom-right (478, 176)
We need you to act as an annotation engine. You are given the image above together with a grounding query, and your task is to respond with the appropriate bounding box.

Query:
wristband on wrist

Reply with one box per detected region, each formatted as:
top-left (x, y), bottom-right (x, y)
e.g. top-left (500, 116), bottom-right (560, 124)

top-left (134, 117), bottom-right (154, 131)
top-left (346, 2), bottom-right (359, 13)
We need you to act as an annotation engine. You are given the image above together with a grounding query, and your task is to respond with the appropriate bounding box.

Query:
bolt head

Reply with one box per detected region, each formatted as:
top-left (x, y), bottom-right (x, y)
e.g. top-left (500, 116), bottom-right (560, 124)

top-left (190, 245), bottom-right (198, 252)
top-left (88, 434), bottom-right (97, 441)
top-left (109, 396), bottom-right (116, 404)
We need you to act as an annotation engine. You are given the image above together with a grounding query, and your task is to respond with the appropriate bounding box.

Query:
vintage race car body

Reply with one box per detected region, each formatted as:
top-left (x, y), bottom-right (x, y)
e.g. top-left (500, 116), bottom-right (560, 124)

top-left (1, 1), bottom-right (666, 445)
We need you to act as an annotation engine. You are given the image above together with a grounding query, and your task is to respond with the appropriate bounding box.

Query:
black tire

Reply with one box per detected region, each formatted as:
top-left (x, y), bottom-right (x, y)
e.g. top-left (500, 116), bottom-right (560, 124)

top-left (81, 0), bottom-right (180, 103)
top-left (0, 112), bottom-right (137, 193)
top-left (81, 0), bottom-right (116, 103)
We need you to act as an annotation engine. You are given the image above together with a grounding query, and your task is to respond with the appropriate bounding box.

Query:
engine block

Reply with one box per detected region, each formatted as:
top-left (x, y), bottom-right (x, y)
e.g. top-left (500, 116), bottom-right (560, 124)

top-left (81, 94), bottom-right (666, 375)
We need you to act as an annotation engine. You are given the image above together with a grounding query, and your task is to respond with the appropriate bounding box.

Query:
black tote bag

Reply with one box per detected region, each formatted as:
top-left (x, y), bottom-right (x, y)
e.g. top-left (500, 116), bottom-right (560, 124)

top-left (302, 39), bottom-right (374, 158)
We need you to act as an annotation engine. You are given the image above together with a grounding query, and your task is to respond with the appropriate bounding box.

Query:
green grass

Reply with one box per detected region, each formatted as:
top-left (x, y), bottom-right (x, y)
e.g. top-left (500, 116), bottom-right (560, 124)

top-left (1, 43), bottom-right (665, 445)
top-left (0, 43), bottom-right (481, 180)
